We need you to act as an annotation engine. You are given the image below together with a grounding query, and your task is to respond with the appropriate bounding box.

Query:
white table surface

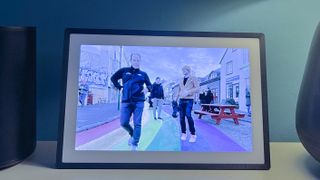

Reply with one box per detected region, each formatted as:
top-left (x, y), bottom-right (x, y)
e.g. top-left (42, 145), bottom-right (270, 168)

top-left (0, 141), bottom-right (320, 180)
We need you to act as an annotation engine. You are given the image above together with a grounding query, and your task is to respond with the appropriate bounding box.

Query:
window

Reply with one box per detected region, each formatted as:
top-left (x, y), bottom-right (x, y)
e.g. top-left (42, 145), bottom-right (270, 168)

top-left (235, 84), bottom-right (239, 98)
top-left (242, 49), bottom-right (249, 65)
top-left (226, 61), bottom-right (233, 75)
top-left (226, 83), bottom-right (233, 99)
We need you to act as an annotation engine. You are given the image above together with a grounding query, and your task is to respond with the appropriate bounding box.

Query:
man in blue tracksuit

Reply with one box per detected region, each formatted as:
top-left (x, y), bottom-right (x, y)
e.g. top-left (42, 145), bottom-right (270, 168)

top-left (111, 53), bottom-right (152, 151)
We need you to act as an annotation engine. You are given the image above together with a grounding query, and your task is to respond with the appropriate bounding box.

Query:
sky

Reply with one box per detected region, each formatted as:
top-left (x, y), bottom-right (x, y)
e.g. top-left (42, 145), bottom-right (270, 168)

top-left (80, 45), bottom-right (228, 87)
top-left (121, 46), bottom-right (226, 84)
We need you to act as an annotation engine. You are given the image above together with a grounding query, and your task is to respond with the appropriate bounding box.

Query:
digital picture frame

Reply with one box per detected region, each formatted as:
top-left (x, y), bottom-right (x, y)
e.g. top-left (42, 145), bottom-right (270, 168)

top-left (56, 28), bottom-right (270, 169)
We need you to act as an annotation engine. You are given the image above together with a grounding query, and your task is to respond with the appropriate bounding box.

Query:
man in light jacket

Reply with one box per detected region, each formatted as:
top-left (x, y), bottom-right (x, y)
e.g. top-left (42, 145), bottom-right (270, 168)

top-left (175, 65), bottom-right (199, 143)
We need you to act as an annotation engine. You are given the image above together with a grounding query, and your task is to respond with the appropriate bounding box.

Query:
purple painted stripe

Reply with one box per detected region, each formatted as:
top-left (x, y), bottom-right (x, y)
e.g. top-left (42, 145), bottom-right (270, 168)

top-left (162, 104), bottom-right (247, 152)
top-left (181, 119), bottom-right (246, 152)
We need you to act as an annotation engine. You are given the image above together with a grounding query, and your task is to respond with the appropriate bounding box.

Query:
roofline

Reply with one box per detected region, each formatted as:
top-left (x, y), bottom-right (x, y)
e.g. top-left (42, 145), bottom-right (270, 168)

top-left (219, 48), bottom-right (229, 64)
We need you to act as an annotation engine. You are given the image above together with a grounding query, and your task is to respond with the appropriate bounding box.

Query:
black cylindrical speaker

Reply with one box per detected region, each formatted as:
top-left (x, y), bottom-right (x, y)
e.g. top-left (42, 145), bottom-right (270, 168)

top-left (296, 23), bottom-right (320, 163)
top-left (0, 26), bottom-right (36, 169)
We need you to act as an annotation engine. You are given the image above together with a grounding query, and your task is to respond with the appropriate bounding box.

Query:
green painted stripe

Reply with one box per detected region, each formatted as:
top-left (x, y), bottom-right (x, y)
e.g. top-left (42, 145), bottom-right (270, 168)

top-left (136, 113), bottom-right (162, 150)
top-left (146, 112), bottom-right (181, 151)
top-left (109, 108), bottom-right (162, 151)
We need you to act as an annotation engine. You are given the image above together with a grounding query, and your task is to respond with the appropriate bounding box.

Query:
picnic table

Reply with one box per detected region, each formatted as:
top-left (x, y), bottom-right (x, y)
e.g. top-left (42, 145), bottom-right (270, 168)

top-left (194, 104), bottom-right (245, 125)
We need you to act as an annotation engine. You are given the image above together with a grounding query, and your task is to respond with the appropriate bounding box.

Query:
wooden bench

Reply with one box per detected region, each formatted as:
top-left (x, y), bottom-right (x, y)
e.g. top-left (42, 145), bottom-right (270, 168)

top-left (194, 110), bottom-right (217, 118)
top-left (194, 110), bottom-right (245, 125)
top-left (224, 111), bottom-right (245, 118)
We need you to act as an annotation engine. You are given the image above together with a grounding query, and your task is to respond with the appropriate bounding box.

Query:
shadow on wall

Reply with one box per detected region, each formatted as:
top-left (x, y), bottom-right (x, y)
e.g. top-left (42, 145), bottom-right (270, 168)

top-left (0, 0), bottom-right (267, 141)
top-left (176, 0), bottom-right (267, 19)
top-left (117, 0), bottom-right (269, 30)
top-left (0, 0), bottom-right (267, 29)
top-left (158, 0), bottom-right (268, 31)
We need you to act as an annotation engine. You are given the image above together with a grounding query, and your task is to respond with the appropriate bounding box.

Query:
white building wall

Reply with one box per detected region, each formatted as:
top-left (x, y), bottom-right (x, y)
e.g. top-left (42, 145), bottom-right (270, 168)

top-left (220, 49), bottom-right (227, 103)
top-left (220, 48), bottom-right (250, 112)
top-left (239, 49), bottom-right (250, 112)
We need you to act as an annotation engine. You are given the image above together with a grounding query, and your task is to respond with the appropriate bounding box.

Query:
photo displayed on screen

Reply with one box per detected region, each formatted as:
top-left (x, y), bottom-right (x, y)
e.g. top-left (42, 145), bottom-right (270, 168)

top-left (75, 45), bottom-right (252, 152)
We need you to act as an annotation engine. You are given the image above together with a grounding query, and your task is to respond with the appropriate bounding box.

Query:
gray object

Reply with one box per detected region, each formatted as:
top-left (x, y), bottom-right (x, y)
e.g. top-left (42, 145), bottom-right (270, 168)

top-left (296, 22), bottom-right (320, 163)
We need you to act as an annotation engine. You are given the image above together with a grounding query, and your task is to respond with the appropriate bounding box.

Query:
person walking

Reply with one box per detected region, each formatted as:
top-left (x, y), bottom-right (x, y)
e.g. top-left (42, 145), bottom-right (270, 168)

top-left (111, 53), bottom-right (152, 151)
top-left (78, 80), bottom-right (89, 107)
top-left (206, 89), bottom-right (213, 104)
top-left (246, 88), bottom-right (251, 117)
top-left (175, 65), bottom-right (199, 143)
top-left (150, 77), bottom-right (164, 120)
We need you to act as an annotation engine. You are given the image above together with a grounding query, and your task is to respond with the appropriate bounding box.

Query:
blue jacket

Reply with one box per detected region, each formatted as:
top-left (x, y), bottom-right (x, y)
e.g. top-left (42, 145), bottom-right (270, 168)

top-left (111, 66), bottom-right (152, 102)
top-left (150, 83), bottom-right (164, 99)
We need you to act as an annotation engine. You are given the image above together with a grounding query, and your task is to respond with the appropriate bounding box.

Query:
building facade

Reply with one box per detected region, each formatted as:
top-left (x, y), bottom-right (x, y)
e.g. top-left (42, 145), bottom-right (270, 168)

top-left (219, 48), bottom-right (250, 112)
top-left (79, 45), bottom-right (130, 105)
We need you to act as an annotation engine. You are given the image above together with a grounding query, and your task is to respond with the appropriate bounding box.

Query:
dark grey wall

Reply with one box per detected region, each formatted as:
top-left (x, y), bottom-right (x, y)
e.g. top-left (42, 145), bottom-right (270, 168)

top-left (1, 0), bottom-right (320, 141)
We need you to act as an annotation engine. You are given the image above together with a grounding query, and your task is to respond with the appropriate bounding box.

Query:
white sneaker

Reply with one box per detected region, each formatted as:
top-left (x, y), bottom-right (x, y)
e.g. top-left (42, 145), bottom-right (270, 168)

top-left (131, 145), bottom-right (138, 151)
top-left (128, 137), bottom-right (133, 146)
top-left (181, 133), bottom-right (187, 141)
top-left (189, 135), bottom-right (197, 143)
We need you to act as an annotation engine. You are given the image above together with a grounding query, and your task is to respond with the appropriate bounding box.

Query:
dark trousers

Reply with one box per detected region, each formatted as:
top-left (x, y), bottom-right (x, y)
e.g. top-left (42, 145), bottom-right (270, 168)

top-left (172, 100), bottom-right (179, 117)
top-left (179, 99), bottom-right (196, 135)
top-left (120, 102), bottom-right (144, 146)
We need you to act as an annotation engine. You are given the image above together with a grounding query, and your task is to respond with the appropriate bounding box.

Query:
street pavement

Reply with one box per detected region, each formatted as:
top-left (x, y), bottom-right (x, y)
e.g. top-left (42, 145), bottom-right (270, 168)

top-left (75, 103), bottom-right (252, 152)
top-left (76, 103), bottom-right (120, 132)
